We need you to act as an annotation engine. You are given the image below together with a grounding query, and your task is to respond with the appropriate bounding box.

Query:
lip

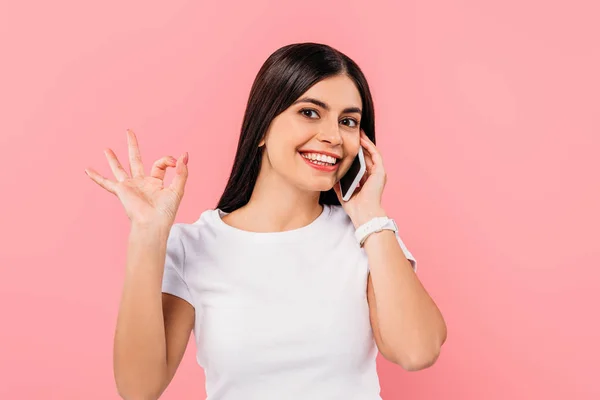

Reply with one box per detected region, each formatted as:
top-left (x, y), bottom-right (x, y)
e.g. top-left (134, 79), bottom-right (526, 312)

top-left (299, 152), bottom-right (340, 172)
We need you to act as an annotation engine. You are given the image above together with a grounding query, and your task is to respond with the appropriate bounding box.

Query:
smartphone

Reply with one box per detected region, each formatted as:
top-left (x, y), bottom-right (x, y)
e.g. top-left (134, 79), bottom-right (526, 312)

top-left (339, 146), bottom-right (366, 201)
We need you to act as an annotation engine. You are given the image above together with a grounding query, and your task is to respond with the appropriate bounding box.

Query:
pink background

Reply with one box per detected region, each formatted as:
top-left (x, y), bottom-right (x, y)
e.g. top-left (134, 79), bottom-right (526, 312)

top-left (1, 0), bottom-right (598, 399)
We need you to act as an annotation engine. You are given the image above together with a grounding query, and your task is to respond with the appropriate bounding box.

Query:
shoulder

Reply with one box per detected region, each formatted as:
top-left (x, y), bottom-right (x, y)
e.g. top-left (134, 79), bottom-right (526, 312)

top-left (326, 204), bottom-right (355, 228)
top-left (168, 208), bottom-right (220, 248)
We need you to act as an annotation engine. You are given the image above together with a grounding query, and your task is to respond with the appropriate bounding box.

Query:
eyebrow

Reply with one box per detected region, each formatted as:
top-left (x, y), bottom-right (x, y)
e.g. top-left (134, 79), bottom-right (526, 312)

top-left (292, 97), bottom-right (362, 115)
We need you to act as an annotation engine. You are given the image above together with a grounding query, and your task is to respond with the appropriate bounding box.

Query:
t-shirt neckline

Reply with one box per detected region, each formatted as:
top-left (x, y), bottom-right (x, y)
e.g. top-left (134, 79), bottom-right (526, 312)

top-left (211, 204), bottom-right (332, 243)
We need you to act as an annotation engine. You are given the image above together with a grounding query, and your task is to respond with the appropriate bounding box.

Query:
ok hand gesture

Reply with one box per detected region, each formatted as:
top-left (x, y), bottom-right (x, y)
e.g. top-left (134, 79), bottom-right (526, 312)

top-left (85, 129), bottom-right (189, 229)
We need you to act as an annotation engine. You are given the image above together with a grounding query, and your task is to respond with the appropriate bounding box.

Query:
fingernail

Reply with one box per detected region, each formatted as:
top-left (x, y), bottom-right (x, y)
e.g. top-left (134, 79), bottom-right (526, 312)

top-left (84, 169), bottom-right (89, 176)
top-left (183, 152), bottom-right (189, 165)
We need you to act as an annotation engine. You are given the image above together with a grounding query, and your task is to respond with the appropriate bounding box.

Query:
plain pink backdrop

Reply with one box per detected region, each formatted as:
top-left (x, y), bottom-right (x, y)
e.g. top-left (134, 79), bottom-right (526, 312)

top-left (1, 0), bottom-right (598, 399)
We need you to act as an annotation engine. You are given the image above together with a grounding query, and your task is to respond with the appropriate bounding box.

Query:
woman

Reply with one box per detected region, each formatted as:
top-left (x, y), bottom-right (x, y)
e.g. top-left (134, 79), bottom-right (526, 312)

top-left (85, 42), bottom-right (447, 400)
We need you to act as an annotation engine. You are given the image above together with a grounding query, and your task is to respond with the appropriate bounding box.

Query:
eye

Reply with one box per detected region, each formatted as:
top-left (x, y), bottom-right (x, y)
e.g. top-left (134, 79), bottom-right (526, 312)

top-left (341, 118), bottom-right (359, 128)
top-left (300, 108), bottom-right (319, 118)
top-left (300, 108), bottom-right (360, 128)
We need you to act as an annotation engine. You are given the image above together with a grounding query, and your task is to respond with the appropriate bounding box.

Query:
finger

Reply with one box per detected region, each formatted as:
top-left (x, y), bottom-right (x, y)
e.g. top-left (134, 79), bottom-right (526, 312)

top-left (126, 129), bottom-right (145, 177)
top-left (150, 156), bottom-right (177, 180)
top-left (104, 148), bottom-right (129, 182)
top-left (360, 133), bottom-right (384, 167)
top-left (363, 150), bottom-right (375, 174)
top-left (168, 152), bottom-right (189, 197)
top-left (85, 168), bottom-right (117, 194)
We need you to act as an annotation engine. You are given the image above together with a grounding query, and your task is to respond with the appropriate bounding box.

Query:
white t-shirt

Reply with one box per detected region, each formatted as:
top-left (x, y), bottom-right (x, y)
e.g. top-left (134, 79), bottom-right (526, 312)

top-left (161, 204), bottom-right (417, 400)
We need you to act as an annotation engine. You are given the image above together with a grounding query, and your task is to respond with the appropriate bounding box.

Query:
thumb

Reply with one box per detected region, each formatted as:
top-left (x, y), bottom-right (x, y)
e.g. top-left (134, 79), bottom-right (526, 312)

top-left (169, 152), bottom-right (188, 196)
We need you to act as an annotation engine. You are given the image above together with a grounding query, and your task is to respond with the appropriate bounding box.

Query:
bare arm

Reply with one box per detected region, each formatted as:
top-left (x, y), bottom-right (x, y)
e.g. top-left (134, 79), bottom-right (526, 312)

top-left (365, 229), bottom-right (446, 371)
top-left (85, 129), bottom-right (192, 399)
top-left (159, 293), bottom-right (195, 396)
top-left (335, 131), bottom-right (446, 372)
top-left (113, 225), bottom-right (195, 400)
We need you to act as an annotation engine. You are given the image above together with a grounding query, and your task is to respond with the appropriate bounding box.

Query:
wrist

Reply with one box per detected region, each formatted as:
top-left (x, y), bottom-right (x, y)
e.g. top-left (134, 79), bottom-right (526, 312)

top-left (354, 214), bottom-right (398, 247)
top-left (130, 221), bottom-right (172, 241)
top-left (351, 206), bottom-right (387, 228)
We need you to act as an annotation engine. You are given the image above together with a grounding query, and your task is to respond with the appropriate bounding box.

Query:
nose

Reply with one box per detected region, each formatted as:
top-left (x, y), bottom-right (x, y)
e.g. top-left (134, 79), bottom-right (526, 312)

top-left (316, 123), bottom-right (343, 146)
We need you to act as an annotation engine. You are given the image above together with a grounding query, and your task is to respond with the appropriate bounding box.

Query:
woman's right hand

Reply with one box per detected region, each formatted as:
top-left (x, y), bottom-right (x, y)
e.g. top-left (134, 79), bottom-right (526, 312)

top-left (85, 129), bottom-right (189, 229)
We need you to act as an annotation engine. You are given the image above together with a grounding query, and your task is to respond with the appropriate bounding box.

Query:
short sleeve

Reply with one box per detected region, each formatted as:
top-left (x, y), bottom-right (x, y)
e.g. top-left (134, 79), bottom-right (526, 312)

top-left (161, 224), bottom-right (194, 307)
top-left (395, 232), bottom-right (418, 272)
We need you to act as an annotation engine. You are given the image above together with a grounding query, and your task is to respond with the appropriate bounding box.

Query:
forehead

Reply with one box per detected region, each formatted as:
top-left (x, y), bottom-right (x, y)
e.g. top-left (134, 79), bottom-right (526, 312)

top-left (299, 75), bottom-right (362, 109)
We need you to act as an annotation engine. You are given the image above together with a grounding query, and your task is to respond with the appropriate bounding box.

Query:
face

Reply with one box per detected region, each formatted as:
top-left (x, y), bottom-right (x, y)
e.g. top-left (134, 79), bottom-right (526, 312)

top-left (259, 74), bottom-right (363, 193)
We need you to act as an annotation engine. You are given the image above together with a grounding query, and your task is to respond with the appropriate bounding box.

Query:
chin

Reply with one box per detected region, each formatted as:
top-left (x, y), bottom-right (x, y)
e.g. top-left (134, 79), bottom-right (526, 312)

top-left (292, 158), bottom-right (341, 192)
top-left (305, 178), bottom-right (337, 193)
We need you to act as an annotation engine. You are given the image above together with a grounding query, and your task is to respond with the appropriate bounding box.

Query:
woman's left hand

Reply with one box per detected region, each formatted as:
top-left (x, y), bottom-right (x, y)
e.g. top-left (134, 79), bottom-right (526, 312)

top-left (333, 129), bottom-right (388, 228)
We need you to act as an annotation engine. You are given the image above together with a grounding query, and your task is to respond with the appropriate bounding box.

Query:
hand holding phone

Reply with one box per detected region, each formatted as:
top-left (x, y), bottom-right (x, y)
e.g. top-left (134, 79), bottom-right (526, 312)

top-left (338, 146), bottom-right (366, 201)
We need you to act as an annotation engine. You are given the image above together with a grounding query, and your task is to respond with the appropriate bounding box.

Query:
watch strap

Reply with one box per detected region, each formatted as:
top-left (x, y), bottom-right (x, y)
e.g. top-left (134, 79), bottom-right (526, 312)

top-left (355, 216), bottom-right (398, 247)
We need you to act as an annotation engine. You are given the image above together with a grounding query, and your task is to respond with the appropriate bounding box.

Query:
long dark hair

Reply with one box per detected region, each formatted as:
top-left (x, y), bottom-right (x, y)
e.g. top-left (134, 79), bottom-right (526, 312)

top-left (216, 42), bottom-right (376, 213)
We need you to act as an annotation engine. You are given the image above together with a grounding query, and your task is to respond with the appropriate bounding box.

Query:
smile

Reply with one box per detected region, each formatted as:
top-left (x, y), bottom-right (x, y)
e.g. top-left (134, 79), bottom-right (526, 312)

top-left (299, 152), bottom-right (340, 172)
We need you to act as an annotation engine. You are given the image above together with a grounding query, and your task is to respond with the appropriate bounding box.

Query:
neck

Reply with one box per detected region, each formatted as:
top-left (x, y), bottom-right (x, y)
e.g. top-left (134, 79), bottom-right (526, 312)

top-left (227, 160), bottom-right (323, 233)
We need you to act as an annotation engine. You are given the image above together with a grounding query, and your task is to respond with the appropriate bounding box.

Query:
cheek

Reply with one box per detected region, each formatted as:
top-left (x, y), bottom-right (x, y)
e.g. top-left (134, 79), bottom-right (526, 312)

top-left (343, 134), bottom-right (361, 154)
top-left (336, 140), bottom-right (360, 177)
top-left (265, 137), bottom-right (301, 171)
top-left (336, 159), bottom-right (352, 178)
top-left (343, 140), bottom-right (361, 159)
top-left (269, 124), bottom-right (308, 152)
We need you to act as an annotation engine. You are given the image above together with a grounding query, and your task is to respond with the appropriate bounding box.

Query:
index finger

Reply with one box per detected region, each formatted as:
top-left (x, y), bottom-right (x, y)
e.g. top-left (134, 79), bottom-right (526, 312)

top-left (360, 130), bottom-right (383, 166)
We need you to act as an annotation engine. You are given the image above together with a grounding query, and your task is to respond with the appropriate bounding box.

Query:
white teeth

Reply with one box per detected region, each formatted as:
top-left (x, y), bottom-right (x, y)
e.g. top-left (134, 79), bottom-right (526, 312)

top-left (301, 152), bottom-right (337, 165)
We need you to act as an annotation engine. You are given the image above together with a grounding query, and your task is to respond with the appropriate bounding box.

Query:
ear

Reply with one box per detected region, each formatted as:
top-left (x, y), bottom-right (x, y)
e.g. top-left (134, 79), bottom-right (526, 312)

top-left (258, 133), bottom-right (267, 147)
top-left (259, 127), bottom-right (271, 147)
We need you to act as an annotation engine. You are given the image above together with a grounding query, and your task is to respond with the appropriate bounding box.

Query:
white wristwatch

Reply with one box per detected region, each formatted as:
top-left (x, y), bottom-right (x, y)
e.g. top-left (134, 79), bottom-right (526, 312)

top-left (354, 216), bottom-right (398, 247)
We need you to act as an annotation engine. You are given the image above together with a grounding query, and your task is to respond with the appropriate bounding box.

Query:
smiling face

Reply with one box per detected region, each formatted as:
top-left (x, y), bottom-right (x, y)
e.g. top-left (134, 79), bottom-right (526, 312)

top-left (259, 74), bottom-right (363, 193)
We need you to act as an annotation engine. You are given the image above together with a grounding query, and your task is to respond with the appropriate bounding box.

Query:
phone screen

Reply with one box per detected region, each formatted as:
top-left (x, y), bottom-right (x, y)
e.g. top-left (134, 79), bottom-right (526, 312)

top-left (339, 149), bottom-right (364, 198)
